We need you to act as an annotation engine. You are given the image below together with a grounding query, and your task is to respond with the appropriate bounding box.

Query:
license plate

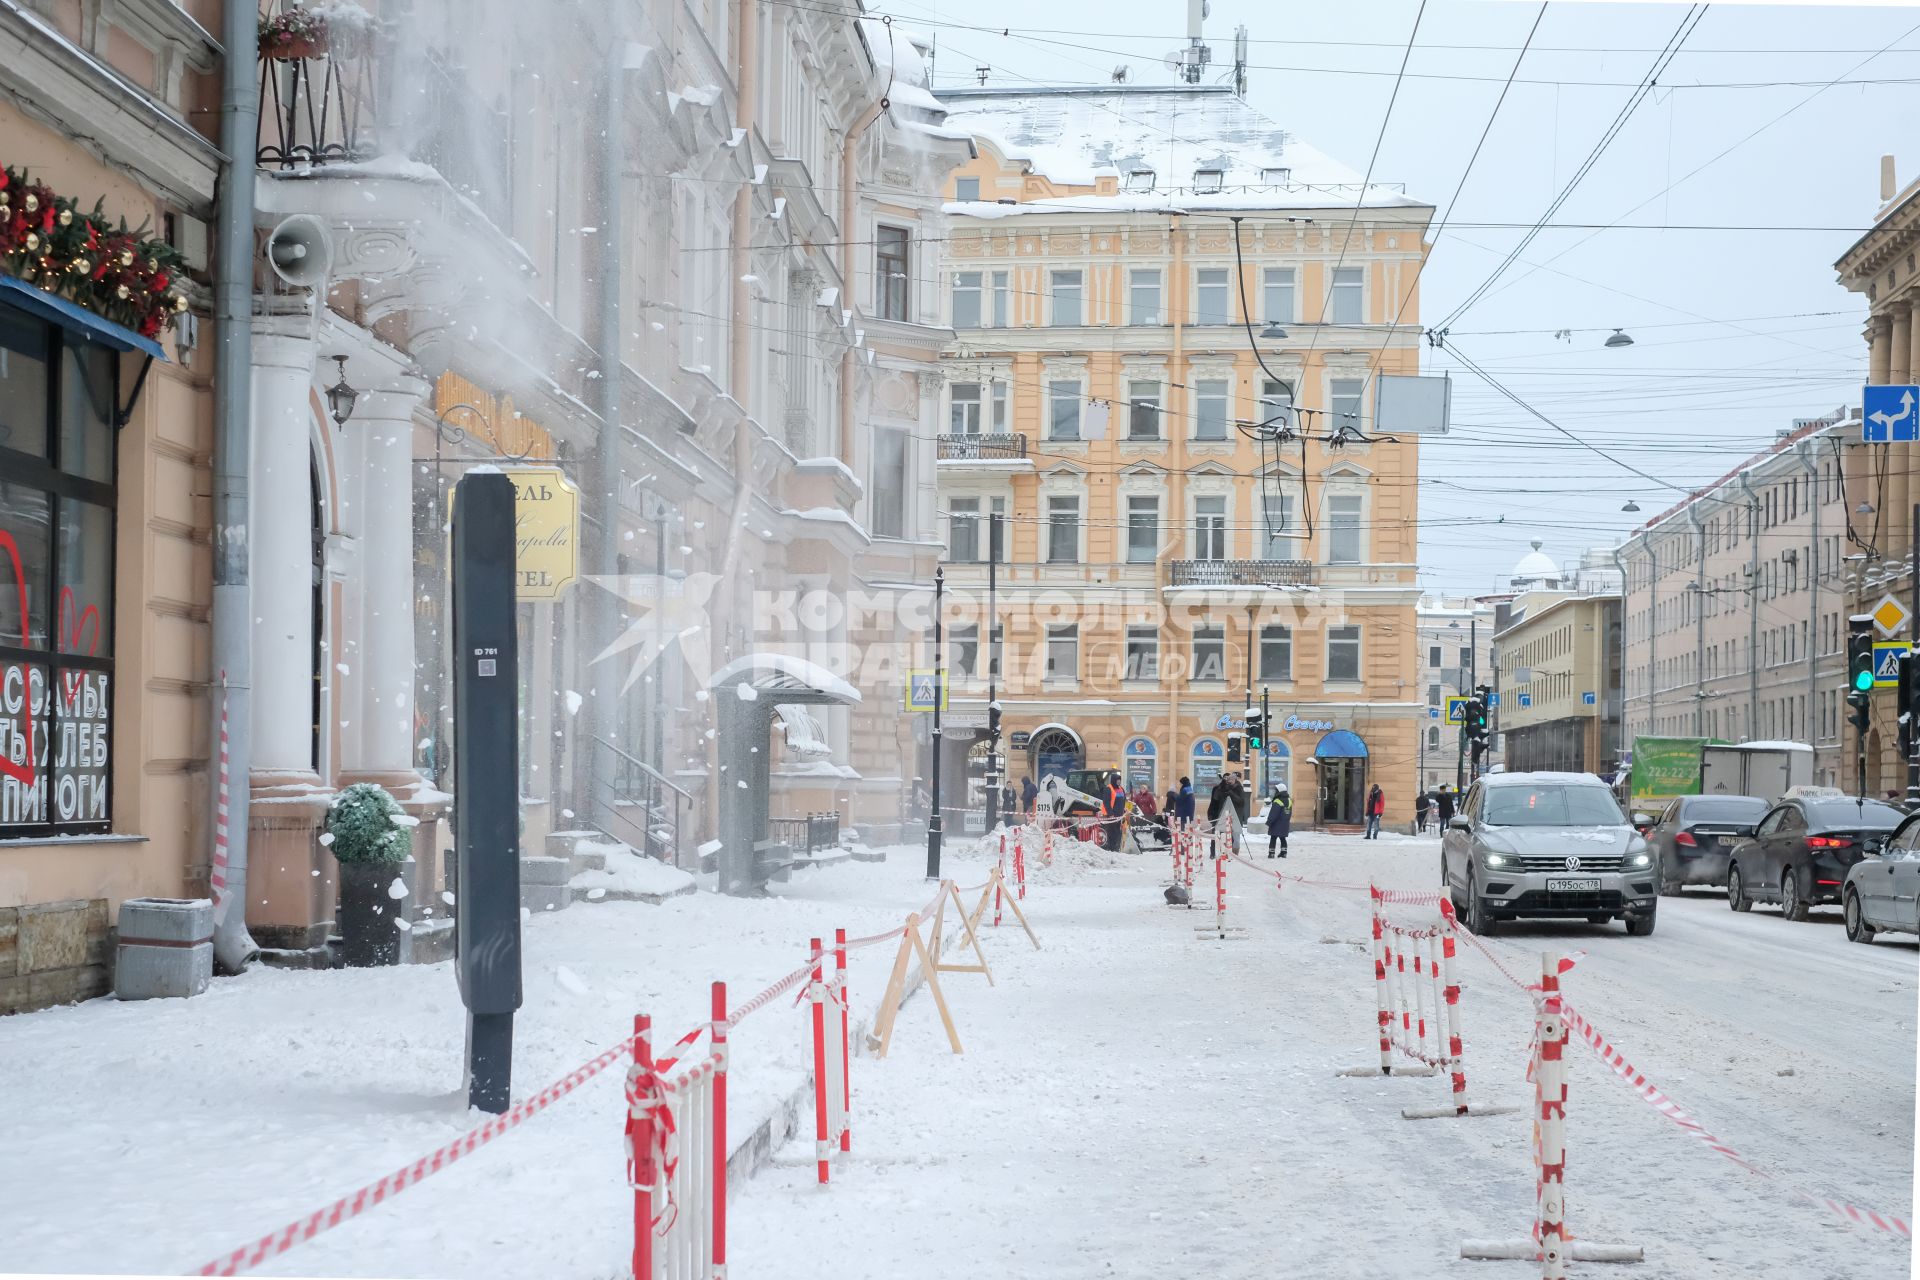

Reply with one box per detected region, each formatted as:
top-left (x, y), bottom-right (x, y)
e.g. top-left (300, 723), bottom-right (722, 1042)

top-left (1547, 877), bottom-right (1602, 893)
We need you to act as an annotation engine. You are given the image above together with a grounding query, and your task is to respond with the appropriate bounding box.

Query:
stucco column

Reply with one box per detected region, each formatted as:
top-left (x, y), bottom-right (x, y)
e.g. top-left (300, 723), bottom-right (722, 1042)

top-left (245, 322), bottom-right (333, 957)
top-left (1868, 314), bottom-right (1893, 386)
top-left (1891, 307), bottom-right (1916, 585)
top-left (1890, 304), bottom-right (1913, 384)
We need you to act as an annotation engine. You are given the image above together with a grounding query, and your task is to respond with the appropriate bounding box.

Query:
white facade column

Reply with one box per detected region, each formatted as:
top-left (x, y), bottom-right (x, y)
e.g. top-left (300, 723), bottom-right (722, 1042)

top-left (343, 377), bottom-right (430, 776)
top-left (248, 323), bottom-right (322, 774)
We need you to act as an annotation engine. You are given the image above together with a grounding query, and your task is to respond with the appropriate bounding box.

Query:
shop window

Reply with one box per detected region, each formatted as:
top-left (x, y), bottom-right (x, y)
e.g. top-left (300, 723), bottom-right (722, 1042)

top-left (0, 306), bottom-right (117, 836)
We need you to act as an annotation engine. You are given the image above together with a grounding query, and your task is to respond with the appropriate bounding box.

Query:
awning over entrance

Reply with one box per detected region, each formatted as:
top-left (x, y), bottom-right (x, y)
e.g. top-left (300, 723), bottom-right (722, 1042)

top-left (1314, 730), bottom-right (1369, 759)
top-left (0, 276), bottom-right (169, 361)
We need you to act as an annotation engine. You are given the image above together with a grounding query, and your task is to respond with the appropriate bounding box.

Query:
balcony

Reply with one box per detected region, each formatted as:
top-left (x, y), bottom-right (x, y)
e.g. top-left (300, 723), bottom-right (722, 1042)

top-left (1166, 559), bottom-right (1314, 589)
top-left (937, 433), bottom-right (1031, 468)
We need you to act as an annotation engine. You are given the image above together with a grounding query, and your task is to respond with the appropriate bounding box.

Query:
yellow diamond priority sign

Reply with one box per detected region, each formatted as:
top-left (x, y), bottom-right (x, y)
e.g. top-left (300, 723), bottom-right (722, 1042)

top-left (1872, 594), bottom-right (1910, 638)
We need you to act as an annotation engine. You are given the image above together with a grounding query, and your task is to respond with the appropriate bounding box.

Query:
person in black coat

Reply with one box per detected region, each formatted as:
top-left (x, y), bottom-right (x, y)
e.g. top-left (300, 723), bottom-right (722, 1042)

top-left (1265, 785), bottom-right (1292, 858)
top-left (1171, 776), bottom-right (1196, 823)
top-left (1432, 785), bottom-right (1456, 825)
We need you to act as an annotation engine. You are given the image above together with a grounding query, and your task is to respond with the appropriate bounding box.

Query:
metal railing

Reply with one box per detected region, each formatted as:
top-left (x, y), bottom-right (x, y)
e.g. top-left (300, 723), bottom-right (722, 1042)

top-left (590, 735), bottom-right (696, 867)
top-left (937, 433), bottom-right (1028, 461)
top-left (256, 43), bottom-right (377, 168)
top-left (769, 811), bottom-right (843, 857)
top-left (1166, 558), bottom-right (1314, 587)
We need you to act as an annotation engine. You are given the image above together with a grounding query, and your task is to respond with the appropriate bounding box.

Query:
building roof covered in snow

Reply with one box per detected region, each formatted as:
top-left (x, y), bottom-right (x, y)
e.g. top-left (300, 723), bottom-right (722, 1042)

top-left (937, 84), bottom-right (1426, 213)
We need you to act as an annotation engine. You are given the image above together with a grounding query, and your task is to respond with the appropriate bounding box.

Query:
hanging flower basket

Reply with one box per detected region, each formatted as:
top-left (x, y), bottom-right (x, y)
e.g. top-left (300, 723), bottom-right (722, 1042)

top-left (259, 9), bottom-right (329, 60)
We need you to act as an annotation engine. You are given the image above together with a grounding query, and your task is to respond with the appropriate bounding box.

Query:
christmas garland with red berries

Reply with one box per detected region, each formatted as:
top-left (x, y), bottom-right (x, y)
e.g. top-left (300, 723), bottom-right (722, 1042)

top-left (0, 165), bottom-right (189, 340)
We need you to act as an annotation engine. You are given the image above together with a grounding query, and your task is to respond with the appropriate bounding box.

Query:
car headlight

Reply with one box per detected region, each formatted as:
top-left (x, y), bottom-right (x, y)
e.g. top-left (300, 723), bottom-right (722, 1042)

top-left (1485, 853), bottom-right (1508, 867)
top-left (1630, 851), bottom-right (1652, 867)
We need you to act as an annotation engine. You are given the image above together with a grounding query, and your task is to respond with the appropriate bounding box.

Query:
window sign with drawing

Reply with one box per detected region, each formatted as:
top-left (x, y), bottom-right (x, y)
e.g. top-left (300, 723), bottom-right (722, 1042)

top-left (1, 305), bottom-right (116, 836)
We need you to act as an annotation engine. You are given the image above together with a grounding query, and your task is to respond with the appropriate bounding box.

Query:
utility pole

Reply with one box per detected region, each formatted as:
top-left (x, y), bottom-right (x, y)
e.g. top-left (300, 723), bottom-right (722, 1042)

top-left (1454, 617), bottom-right (1477, 791)
top-left (1910, 502), bottom-right (1919, 807)
top-left (985, 512), bottom-right (1002, 830)
top-left (926, 566), bottom-right (945, 881)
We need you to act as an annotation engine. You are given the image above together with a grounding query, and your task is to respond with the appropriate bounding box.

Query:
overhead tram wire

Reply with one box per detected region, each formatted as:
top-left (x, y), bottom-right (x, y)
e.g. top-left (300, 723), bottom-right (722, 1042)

top-left (1434, 4), bottom-right (1709, 335)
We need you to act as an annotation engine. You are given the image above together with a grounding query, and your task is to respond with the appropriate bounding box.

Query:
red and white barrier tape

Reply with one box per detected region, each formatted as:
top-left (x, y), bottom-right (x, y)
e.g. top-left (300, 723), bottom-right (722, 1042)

top-left (196, 1035), bottom-right (636, 1276)
top-left (1560, 1000), bottom-right (1911, 1240)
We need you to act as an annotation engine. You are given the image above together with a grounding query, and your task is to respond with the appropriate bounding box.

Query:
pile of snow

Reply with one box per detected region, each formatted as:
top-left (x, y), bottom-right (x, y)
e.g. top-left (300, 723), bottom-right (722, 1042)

top-left (570, 841), bottom-right (696, 900)
top-left (968, 825), bottom-right (1130, 885)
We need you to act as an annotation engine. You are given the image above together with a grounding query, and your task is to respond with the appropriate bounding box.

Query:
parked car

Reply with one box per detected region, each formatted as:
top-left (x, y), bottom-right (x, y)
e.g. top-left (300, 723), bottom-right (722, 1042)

top-left (1843, 812), bottom-right (1920, 943)
top-left (1725, 791), bottom-right (1905, 921)
top-left (1645, 795), bottom-right (1770, 894)
top-left (1442, 771), bottom-right (1659, 936)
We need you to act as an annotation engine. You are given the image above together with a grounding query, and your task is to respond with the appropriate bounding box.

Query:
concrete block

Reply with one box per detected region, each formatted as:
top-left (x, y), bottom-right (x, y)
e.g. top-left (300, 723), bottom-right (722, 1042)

top-left (116, 899), bottom-right (214, 1000)
top-left (569, 844), bottom-right (608, 876)
top-left (545, 830), bottom-right (593, 861)
top-left (521, 885), bottom-right (571, 914)
top-left (520, 856), bottom-right (571, 887)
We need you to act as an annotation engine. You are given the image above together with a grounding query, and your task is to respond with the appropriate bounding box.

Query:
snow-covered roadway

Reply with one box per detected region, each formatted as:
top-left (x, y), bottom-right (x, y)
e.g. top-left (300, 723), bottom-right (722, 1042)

top-left (731, 831), bottom-right (1915, 1280)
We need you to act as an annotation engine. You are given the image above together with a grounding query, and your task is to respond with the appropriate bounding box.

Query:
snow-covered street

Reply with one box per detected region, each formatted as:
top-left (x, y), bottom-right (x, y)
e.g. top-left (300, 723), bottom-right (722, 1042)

top-left (1, 831), bottom-right (1912, 1278)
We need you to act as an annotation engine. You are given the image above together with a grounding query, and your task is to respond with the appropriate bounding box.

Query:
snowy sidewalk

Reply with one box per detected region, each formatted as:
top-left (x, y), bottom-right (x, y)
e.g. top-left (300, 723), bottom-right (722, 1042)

top-left (730, 832), bottom-right (1916, 1280)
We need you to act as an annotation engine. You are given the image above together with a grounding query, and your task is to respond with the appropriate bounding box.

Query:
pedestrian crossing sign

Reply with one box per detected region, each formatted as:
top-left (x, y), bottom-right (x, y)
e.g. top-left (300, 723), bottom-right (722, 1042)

top-left (1872, 642), bottom-right (1909, 689)
top-left (906, 669), bottom-right (946, 712)
top-left (1444, 696), bottom-right (1469, 725)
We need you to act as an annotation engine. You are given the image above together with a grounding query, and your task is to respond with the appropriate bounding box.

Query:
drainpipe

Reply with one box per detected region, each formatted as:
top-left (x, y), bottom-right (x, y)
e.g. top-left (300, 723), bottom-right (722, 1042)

top-left (1738, 473), bottom-right (1761, 739)
top-left (586, 37), bottom-right (625, 823)
top-left (1687, 504), bottom-right (1706, 736)
top-left (731, 0), bottom-right (759, 403)
top-left (1798, 439), bottom-right (1822, 768)
top-left (1611, 549), bottom-right (1631, 761)
top-left (838, 92), bottom-right (886, 464)
top-left (1166, 213), bottom-right (1186, 787)
top-left (209, 0), bottom-right (261, 973)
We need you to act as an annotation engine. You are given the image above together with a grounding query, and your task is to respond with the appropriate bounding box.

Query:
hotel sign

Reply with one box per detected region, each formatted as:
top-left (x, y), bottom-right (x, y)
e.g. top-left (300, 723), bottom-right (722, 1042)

top-left (505, 468), bottom-right (580, 600)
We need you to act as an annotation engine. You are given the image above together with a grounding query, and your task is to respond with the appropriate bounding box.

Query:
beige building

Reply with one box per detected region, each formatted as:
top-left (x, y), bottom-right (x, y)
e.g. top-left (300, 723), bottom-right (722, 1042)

top-left (1, 2), bottom-right (223, 1009)
top-left (1492, 592), bottom-right (1622, 776)
top-left (1837, 153), bottom-right (1920, 794)
top-left (1416, 594), bottom-right (1500, 792)
top-left (1618, 417), bottom-right (1851, 787)
top-left (932, 85), bottom-right (1433, 826)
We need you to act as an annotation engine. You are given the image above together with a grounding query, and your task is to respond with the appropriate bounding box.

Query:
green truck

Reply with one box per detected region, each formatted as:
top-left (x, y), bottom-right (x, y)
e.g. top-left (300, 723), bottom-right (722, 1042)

top-left (1621, 736), bottom-right (1814, 822)
top-left (1625, 737), bottom-right (1715, 818)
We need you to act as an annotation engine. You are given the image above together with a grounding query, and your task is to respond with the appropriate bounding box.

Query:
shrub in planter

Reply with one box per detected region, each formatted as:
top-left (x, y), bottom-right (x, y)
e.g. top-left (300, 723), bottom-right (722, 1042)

top-left (326, 782), bottom-right (415, 967)
top-left (258, 8), bottom-right (329, 60)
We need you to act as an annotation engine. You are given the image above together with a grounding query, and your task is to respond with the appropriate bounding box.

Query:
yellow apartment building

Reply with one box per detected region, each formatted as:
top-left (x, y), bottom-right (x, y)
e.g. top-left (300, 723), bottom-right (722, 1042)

top-left (930, 85), bottom-right (1433, 827)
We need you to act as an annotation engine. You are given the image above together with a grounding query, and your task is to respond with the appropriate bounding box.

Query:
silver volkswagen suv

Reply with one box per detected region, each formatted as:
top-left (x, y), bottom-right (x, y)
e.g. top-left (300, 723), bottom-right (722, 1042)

top-left (1443, 771), bottom-right (1659, 936)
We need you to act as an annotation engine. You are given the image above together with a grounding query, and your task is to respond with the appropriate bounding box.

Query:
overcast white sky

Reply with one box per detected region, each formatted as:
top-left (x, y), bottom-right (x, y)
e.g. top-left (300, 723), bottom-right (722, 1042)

top-left (886, 0), bottom-right (1917, 592)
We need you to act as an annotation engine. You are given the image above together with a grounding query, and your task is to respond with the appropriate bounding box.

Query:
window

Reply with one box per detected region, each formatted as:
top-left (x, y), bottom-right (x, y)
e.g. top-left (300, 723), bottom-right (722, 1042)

top-left (1194, 379), bottom-right (1230, 440)
top-left (870, 428), bottom-right (908, 538)
top-left (0, 305), bottom-right (116, 836)
top-left (954, 176), bottom-right (980, 201)
top-left (1330, 378), bottom-right (1364, 431)
top-left (950, 625), bottom-right (980, 680)
top-left (1259, 492), bottom-right (1294, 558)
top-left (1127, 380), bottom-right (1162, 439)
top-left (950, 382), bottom-right (983, 434)
top-left (1192, 626), bottom-right (1226, 682)
top-left (1130, 270), bottom-right (1162, 325)
top-left (948, 497), bottom-right (981, 562)
top-left (1263, 268), bottom-right (1295, 322)
top-left (1327, 625), bottom-right (1361, 683)
top-left (1260, 625), bottom-right (1292, 681)
top-left (1258, 379), bottom-right (1293, 422)
top-left (1050, 270), bottom-right (1083, 326)
top-left (1125, 626), bottom-right (1160, 681)
top-left (875, 225), bottom-right (910, 321)
top-left (1327, 494), bottom-right (1363, 564)
top-left (1429, 645), bottom-right (1442, 667)
top-left (1427, 682), bottom-right (1441, 706)
top-left (989, 271), bottom-right (1009, 327)
top-left (1330, 267), bottom-right (1363, 323)
top-left (1046, 625), bottom-right (1078, 681)
top-left (1126, 495), bottom-right (1160, 563)
top-left (1048, 380), bottom-right (1081, 440)
top-left (1193, 495), bottom-right (1227, 561)
top-left (1195, 267), bottom-right (1230, 325)
top-left (1458, 646), bottom-right (1471, 668)
top-left (1428, 727), bottom-right (1441, 750)
top-left (1047, 493), bottom-right (1080, 562)
top-left (951, 272), bottom-right (982, 328)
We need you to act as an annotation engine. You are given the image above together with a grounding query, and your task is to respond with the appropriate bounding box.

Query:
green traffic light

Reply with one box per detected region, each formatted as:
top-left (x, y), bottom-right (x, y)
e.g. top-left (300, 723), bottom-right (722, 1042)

top-left (1855, 669), bottom-right (1876, 692)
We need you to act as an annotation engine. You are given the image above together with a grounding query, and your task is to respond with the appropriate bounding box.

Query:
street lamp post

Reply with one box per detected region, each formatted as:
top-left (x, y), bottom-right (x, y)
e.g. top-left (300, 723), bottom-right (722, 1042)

top-left (926, 565), bottom-right (945, 881)
top-left (985, 512), bottom-right (1002, 830)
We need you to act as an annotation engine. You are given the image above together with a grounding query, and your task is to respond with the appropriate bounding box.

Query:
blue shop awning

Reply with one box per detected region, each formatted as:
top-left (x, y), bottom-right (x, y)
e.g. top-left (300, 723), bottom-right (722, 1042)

top-left (1314, 730), bottom-right (1369, 759)
top-left (0, 275), bottom-right (169, 361)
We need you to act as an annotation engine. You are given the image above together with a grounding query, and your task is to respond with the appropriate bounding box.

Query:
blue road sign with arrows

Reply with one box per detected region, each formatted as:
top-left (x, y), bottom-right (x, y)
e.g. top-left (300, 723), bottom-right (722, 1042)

top-left (1517, 692), bottom-right (1532, 708)
top-left (1864, 385), bottom-right (1920, 442)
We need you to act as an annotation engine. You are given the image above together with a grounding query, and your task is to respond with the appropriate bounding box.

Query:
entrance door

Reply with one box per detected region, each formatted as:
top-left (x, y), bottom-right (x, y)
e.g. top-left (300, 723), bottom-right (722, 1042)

top-left (1319, 759), bottom-right (1367, 824)
top-left (1030, 728), bottom-right (1082, 782)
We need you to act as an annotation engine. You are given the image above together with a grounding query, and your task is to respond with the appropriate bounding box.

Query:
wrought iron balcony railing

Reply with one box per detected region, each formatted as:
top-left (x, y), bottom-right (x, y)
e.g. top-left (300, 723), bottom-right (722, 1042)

top-left (1166, 558), bottom-right (1314, 587)
top-left (937, 432), bottom-right (1028, 461)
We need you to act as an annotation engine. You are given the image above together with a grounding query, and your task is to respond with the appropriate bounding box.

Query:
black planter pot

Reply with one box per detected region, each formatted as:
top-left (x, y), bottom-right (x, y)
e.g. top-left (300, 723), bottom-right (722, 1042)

top-left (337, 856), bottom-right (413, 967)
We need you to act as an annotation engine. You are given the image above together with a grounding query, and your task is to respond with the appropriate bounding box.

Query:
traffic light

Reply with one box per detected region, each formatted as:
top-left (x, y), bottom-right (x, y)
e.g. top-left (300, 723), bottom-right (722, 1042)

top-left (1848, 617), bottom-right (1876, 734)
top-left (1245, 708), bottom-right (1267, 751)
top-left (1226, 734), bottom-right (1243, 764)
top-left (1466, 686), bottom-right (1491, 742)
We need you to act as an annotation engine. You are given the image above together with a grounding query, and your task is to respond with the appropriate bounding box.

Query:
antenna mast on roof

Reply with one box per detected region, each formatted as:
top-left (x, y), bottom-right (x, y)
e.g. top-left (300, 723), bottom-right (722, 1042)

top-left (1177, 0), bottom-right (1211, 84)
top-left (1233, 25), bottom-right (1248, 97)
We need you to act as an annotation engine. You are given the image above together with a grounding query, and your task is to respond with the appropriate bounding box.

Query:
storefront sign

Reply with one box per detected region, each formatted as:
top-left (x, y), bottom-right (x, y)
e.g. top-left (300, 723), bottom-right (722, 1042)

top-left (1283, 715), bottom-right (1334, 733)
top-left (1191, 736), bottom-right (1224, 786)
top-left (0, 662), bottom-right (48, 825)
top-left (1124, 736), bottom-right (1156, 790)
top-left (504, 468), bottom-right (580, 600)
top-left (0, 664), bottom-right (106, 829)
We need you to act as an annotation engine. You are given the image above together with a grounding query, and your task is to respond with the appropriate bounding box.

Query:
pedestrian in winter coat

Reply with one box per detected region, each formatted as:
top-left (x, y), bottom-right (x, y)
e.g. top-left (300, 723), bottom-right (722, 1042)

top-left (1265, 786), bottom-right (1293, 858)
top-left (1207, 776), bottom-right (1231, 824)
top-left (1132, 785), bottom-right (1159, 819)
top-left (1102, 773), bottom-right (1128, 852)
top-left (1434, 786), bottom-right (1456, 825)
top-left (1364, 784), bottom-right (1386, 839)
top-left (1000, 781), bottom-right (1016, 819)
top-left (1172, 777), bottom-right (1196, 823)
top-left (1228, 773), bottom-right (1251, 828)
top-left (1415, 794), bottom-right (1431, 834)
top-left (1021, 775), bottom-right (1039, 816)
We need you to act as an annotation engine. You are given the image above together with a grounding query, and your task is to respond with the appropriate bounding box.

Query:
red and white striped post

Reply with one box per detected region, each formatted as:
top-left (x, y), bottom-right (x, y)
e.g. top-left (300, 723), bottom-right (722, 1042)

top-left (834, 928), bottom-right (851, 1154)
top-left (629, 1014), bottom-right (656, 1280)
top-left (1371, 888), bottom-right (1394, 1073)
top-left (1537, 952), bottom-right (1570, 1280)
top-left (994, 836), bottom-right (1005, 928)
top-left (809, 938), bottom-right (831, 1184)
top-left (1439, 898), bottom-right (1469, 1115)
top-left (711, 982), bottom-right (728, 1274)
top-left (210, 673), bottom-right (231, 924)
top-left (1014, 835), bottom-right (1027, 899)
